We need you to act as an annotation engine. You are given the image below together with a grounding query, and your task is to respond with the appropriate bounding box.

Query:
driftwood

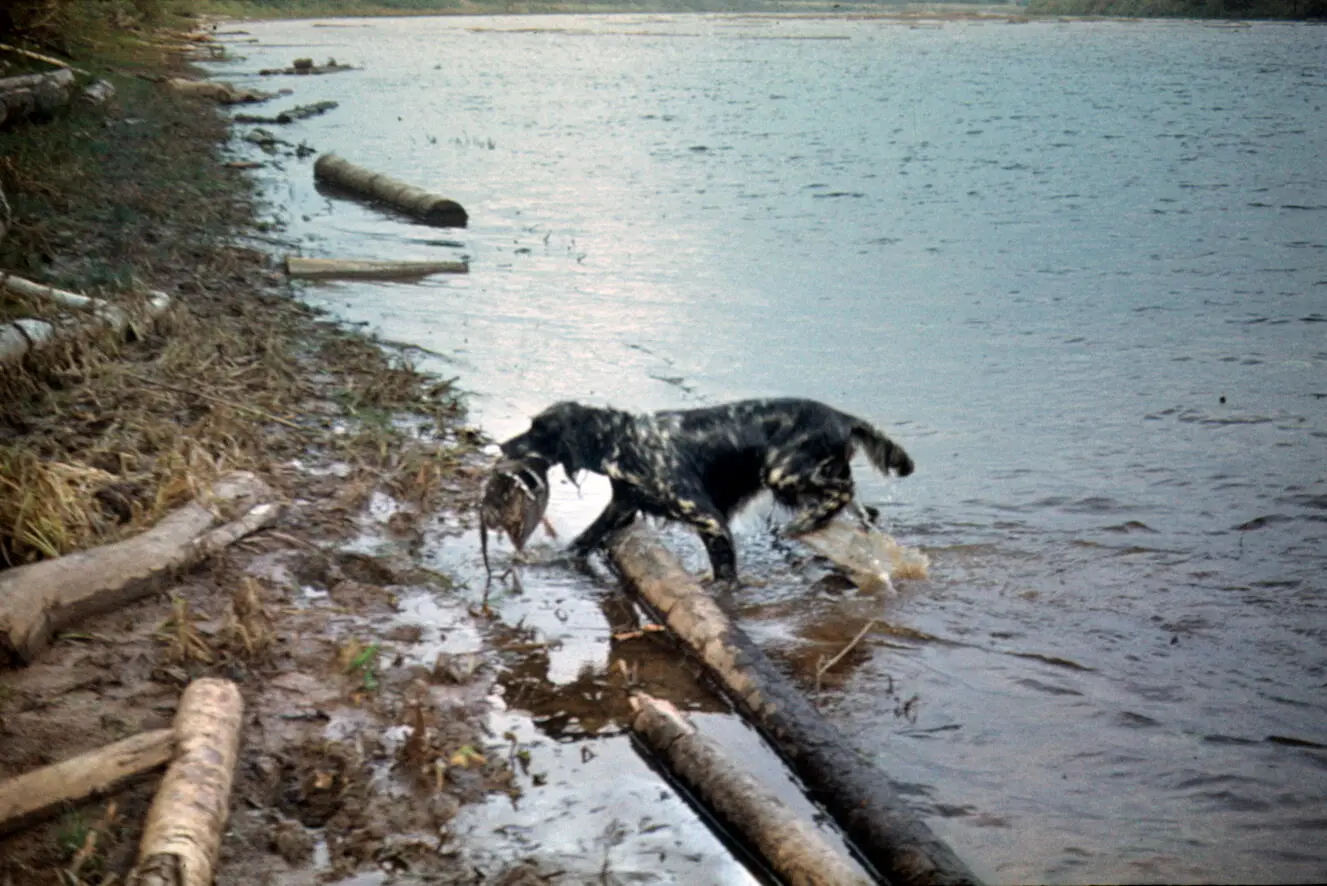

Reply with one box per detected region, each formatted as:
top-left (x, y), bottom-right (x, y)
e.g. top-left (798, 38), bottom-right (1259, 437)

top-left (609, 526), bottom-right (981, 886)
top-left (314, 153), bottom-right (468, 228)
top-left (130, 678), bottom-right (243, 886)
top-left (163, 78), bottom-right (272, 105)
top-left (0, 67), bottom-right (76, 128)
top-left (0, 272), bottom-right (172, 366)
top-left (233, 99), bottom-right (338, 125)
top-left (0, 472), bottom-right (279, 666)
top-left (258, 57), bottom-right (355, 76)
top-left (630, 693), bottom-right (870, 886)
top-left (0, 729), bottom-right (175, 837)
top-left (284, 256), bottom-right (468, 280)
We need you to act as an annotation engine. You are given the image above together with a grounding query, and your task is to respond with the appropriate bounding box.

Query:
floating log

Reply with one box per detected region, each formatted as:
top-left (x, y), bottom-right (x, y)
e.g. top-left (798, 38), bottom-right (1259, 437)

top-left (163, 78), bottom-right (272, 105)
top-left (233, 99), bottom-right (338, 125)
top-left (0, 272), bottom-right (171, 367)
top-left (0, 729), bottom-right (175, 837)
top-left (0, 67), bottom-right (76, 128)
top-left (313, 153), bottom-right (467, 228)
top-left (630, 693), bottom-right (871, 886)
top-left (130, 678), bottom-right (243, 886)
top-left (609, 525), bottom-right (981, 886)
top-left (284, 256), bottom-right (468, 281)
top-left (0, 472), bottom-right (279, 666)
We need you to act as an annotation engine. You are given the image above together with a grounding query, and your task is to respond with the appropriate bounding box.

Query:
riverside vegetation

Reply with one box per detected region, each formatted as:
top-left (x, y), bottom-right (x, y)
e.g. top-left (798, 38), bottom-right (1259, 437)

top-left (0, 4), bottom-right (566, 884)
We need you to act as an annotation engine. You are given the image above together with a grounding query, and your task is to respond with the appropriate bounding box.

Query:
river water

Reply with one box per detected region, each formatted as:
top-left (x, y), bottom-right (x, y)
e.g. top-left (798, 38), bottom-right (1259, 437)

top-left (211, 13), bottom-right (1326, 884)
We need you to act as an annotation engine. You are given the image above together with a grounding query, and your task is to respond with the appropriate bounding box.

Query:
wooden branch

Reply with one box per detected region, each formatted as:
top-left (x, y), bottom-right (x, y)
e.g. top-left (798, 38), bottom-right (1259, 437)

top-left (0, 472), bottom-right (279, 666)
top-left (630, 693), bottom-right (871, 886)
top-left (284, 256), bottom-right (468, 281)
top-left (609, 526), bottom-right (981, 886)
top-left (0, 42), bottom-right (90, 75)
top-left (130, 679), bottom-right (243, 886)
top-left (0, 729), bottom-right (175, 837)
top-left (313, 153), bottom-right (468, 228)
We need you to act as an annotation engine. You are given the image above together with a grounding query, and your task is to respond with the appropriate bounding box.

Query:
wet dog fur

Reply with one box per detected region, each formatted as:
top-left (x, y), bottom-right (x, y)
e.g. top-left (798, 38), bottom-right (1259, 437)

top-left (500, 398), bottom-right (914, 583)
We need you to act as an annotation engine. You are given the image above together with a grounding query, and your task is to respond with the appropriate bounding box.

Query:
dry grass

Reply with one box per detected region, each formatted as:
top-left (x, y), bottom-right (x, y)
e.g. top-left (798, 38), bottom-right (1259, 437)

top-left (0, 22), bottom-right (481, 567)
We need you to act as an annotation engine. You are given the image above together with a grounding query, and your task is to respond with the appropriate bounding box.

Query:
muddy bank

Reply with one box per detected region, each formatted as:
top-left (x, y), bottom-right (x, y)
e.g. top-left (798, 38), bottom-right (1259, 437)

top-left (0, 20), bottom-right (553, 886)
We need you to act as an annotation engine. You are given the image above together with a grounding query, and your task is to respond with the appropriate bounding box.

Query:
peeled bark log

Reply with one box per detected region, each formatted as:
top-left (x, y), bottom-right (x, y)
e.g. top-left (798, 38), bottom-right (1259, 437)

top-left (314, 153), bottom-right (468, 228)
top-left (130, 679), bottom-right (243, 886)
top-left (609, 526), bottom-right (981, 886)
top-left (630, 693), bottom-right (871, 886)
top-left (0, 473), bottom-right (278, 666)
top-left (284, 256), bottom-right (468, 280)
top-left (0, 729), bottom-right (175, 836)
top-left (0, 67), bottom-right (76, 128)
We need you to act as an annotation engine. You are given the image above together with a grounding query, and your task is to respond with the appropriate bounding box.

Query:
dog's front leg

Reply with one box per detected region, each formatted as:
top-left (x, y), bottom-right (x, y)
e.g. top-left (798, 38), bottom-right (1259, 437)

top-left (569, 489), bottom-right (638, 563)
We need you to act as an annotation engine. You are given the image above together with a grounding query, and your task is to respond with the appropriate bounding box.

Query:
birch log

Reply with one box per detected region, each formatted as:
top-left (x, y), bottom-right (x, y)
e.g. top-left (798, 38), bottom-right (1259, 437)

top-left (0, 272), bottom-right (172, 367)
top-left (313, 153), bottom-right (468, 227)
top-left (630, 694), bottom-right (871, 886)
top-left (0, 729), bottom-right (175, 836)
top-left (130, 679), bottom-right (243, 886)
top-left (609, 525), bottom-right (981, 886)
top-left (0, 472), bottom-right (279, 666)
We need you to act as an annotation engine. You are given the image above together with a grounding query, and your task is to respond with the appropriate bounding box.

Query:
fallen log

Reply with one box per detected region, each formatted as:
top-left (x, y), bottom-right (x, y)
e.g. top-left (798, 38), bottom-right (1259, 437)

top-left (609, 526), bottom-right (981, 886)
top-left (0, 472), bottom-right (279, 666)
top-left (630, 693), bottom-right (871, 886)
top-left (130, 678), bottom-right (243, 886)
top-left (314, 153), bottom-right (467, 228)
top-left (284, 256), bottom-right (468, 280)
top-left (0, 272), bottom-right (172, 367)
top-left (0, 67), bottom-right (76, 128)
top-left (233, 99), bottom-right (338, 125)
top-left (0, 729), bottom-right (175, 837)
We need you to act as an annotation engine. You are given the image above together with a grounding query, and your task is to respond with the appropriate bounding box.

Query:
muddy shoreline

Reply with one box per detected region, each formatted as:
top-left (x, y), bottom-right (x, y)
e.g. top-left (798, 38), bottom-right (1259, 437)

top-left (0, 19), bottom-right (570, 885)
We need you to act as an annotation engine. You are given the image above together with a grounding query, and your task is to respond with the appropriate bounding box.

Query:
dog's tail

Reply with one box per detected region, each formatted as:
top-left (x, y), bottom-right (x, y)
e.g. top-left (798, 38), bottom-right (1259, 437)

top-left (850, 421), bottom-right (915, 478)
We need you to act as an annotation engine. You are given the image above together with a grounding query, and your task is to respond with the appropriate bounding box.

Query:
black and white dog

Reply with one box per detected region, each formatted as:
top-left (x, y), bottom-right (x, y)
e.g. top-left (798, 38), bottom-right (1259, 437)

top-left (500, 398), bottom-right (913, 583)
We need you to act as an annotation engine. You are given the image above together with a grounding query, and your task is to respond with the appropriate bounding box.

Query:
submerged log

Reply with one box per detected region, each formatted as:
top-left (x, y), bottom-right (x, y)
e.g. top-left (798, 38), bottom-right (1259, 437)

top-left (0, 67), bottom-right (76, 128)
top-left (630, 693), bottom-right (871, 886)
top-left (609, 526), bottom-right (981, 886)
top-left (313, 153), bottom-right (467, 228)
top-left (233, 99), bottom-right (338, 125)
top-left (258, 57), bottom-right (355, 76)
top-left (0, 472), bottom-right (279, 666)
top-left (0, 729), bottom-right (175, 836)
top-left (130, 678), bottom-right (243, 886)
top-left (284, 256), bottom-right (468, 280)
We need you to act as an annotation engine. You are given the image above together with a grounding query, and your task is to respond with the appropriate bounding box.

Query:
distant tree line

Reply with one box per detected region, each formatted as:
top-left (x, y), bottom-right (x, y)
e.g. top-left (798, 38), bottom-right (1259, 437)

top-left (1020, 0), bottom-right (1320, 16)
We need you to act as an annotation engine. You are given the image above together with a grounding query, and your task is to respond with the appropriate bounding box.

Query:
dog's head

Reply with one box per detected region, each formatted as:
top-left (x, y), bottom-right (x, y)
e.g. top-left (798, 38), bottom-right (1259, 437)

top-left (500, 401), bottom-right (610, 480)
